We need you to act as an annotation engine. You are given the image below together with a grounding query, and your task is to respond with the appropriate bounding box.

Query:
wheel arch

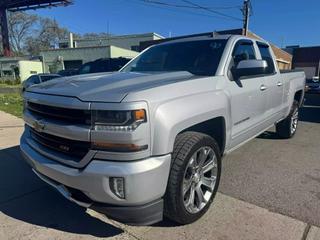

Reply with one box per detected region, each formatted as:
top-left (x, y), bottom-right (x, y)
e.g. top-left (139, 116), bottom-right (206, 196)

top-left (151, 92), bottom-right (229, 156)
top-left (294, 90), bottom-right (304, 107)
top-left (179, 117), bottom-right (226, 155)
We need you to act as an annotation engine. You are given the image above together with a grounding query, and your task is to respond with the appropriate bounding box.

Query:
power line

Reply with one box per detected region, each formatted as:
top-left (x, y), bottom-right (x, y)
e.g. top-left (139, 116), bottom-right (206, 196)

top-left (141, 0), bottom-right (241, 10)
top-left (181, 0), bottom-right (242, 21)
top-left (241, 0), bottom-right (252, 36)
top-left (130, 0), bottom-right (241, 21)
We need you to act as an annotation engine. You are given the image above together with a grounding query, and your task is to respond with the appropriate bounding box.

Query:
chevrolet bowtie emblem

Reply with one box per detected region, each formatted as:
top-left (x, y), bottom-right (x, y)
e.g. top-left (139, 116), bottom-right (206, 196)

top-left (33, 119), bottom-right (45, 132)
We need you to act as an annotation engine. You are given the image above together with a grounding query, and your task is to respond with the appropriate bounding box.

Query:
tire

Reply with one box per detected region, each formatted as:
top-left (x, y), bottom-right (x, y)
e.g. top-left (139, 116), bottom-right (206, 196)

top-left (276, 100), bottom-right (299, 139)
top-left (164, 131), bottom-right (221, 225)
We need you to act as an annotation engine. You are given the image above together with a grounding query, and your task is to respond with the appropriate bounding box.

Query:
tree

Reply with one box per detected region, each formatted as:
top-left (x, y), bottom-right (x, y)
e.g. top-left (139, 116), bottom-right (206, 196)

top-left (25, 17), bottom-right (69, 55)
top-left (8, 12), bottom-right (38, 55)
top-left (2, 11), bottom-right (113, 56)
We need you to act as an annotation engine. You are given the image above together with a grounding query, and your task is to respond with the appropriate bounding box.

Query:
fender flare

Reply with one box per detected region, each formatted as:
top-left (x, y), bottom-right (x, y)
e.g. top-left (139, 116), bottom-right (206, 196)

top-left (150, 91), bottom-right (230, 155)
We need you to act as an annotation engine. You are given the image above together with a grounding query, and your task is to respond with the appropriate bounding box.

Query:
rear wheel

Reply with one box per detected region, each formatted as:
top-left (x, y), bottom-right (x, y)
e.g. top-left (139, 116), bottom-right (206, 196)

top-left (164, 132), bottom-right (221, 224)
top-left (276, 100), bottom-right (299, 138)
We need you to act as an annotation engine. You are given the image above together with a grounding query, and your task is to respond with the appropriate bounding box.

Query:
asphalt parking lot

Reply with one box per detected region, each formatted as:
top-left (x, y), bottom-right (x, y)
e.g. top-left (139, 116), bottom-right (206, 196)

top-left (0, 94), bottom-right (319, 240)
top-left (220, 93), bottom-right (320, 227)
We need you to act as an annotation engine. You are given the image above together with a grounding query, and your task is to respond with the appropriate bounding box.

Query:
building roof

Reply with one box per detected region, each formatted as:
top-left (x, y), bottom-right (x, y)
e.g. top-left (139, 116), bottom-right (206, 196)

top-left (0, 56), bottom-right (41, 62)
top-left (41, 45), bottom-right (114, 52)
top-left (40, 44), bottom-right (139, 53)
top-left (60, 32), bottom-right (164, 43)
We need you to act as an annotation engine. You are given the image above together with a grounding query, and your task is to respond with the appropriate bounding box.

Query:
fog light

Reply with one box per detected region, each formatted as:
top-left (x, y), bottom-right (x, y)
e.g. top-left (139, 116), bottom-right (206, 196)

top-left (110, 177), bottom-right (125, 199)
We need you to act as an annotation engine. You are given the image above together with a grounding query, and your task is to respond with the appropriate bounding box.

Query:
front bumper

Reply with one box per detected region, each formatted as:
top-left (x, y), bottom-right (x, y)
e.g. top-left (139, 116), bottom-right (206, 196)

top-left (20, 130), bottom-right (171, 225)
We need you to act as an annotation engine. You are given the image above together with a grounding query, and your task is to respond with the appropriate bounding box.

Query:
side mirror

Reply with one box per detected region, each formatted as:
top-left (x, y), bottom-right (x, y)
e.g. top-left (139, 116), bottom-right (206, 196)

top-left (234, 59), bottom-right (268, 79)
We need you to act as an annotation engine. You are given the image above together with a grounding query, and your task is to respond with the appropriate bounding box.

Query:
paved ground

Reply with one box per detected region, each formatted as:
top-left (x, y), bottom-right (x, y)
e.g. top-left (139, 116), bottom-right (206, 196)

top-left (0, 94), bottom-right (319, 239)
top-left (220, 94), bottom-right (320, 227)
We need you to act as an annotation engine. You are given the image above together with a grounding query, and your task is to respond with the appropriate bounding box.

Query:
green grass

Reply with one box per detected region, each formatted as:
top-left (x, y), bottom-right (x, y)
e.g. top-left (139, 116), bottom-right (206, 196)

top-left (0, 83), bottom-right (21, 88)
top-left (0, 93), bottom-right (23, 118)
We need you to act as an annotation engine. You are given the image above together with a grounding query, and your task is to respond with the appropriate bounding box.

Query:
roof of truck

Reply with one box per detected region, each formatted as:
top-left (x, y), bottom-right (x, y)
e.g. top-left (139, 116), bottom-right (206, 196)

top-left (155, 34), bottom-right (265, 46)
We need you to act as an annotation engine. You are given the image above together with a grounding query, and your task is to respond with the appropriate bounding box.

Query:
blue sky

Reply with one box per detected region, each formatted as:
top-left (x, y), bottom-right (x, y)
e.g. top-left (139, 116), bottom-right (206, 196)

top-left (34, 0), bottom-right (319, 47)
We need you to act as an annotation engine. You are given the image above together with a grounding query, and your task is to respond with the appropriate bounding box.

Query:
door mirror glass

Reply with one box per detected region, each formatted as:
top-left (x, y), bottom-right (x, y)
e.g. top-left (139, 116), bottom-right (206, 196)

top-left (234, 59), bottom-right (268, 79)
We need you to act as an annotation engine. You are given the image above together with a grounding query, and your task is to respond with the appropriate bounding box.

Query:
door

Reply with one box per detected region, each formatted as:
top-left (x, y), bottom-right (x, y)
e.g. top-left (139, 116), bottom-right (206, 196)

top-left (257, 43), bottom-right (284, 123)
top-left (226, 40), bottom-right (268, 149)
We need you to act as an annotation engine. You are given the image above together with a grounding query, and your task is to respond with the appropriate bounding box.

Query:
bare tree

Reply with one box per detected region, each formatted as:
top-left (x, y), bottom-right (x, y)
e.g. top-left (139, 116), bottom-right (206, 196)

top-left (25, 17), bottom-right (69, 55)
top-left (8, 12), bottom-right (38, 55)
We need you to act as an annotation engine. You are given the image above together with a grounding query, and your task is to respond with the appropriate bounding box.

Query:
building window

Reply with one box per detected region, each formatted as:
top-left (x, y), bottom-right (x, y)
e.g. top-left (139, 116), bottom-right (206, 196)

top-left (59, 42), bottom-right (69, 48)
top-left (3, 70), bottom-right (13, 76)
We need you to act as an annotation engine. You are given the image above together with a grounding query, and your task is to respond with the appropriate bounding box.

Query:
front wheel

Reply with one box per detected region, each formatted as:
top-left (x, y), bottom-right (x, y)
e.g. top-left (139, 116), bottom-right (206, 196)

top-left (164, 132), bottom-right (221, 224)
top-left (276, 100), bottom-right (299, 138)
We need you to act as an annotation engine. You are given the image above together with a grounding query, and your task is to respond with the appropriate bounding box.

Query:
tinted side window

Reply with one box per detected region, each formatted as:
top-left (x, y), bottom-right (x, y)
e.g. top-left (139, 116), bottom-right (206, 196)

top-left (41, 75), bottom-right (59, 82)
top-left (90, 60), bottom-right (108, 73)
top-left (232, 42), bottom-right (256, 66)
top-left (29, 75), bottom-right (40, 84)
top-left (258, 44), bottom-right (275, 74)
top-left (78, 64), bottom-right (91, 74)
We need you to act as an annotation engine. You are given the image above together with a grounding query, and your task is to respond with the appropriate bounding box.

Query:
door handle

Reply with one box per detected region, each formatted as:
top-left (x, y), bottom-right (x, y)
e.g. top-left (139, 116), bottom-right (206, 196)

top-left (260, 85), bottom-right (267, 91)
top-left (277, 82), bottom-right (283, 87)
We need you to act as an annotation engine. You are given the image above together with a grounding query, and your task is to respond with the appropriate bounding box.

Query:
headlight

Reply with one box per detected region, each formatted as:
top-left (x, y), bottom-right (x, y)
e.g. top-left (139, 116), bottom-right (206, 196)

top-left (92, 109), bottom-right (147, 131)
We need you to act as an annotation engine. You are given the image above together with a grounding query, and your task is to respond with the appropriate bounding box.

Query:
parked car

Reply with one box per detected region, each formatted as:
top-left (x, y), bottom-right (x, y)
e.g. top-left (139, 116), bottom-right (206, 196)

top-left (78, 57), bottom-right (131, 75)
top-left (305, 76), bottom-right (320, 94)
top-left (20, 34), bottom-right (305, 225)
top-left (22, 74), bottom-right (61, 92)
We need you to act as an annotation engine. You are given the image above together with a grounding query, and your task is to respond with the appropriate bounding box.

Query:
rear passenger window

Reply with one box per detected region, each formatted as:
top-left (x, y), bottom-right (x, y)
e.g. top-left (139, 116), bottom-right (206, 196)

top-left (232, 42), bottom-right (256, 66)
top-left (29, 76), bottom-right (40, 84)
top-left (258, 44), bottom-right (275, 74)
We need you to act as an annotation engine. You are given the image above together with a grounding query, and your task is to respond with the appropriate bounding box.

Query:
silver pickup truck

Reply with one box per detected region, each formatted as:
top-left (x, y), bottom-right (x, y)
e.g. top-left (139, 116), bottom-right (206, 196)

top-left (20, 34), bottom-right (305, 225)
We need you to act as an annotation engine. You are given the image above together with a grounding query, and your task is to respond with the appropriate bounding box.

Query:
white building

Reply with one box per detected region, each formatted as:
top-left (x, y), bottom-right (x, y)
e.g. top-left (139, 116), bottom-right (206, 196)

top-left (41, 32), bottom-right (164, 73)
top-left (0, 57), bottom-right (43, 81)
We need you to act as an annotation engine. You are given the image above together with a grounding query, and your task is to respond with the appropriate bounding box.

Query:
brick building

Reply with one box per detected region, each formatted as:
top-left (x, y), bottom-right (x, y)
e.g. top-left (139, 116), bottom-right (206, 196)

top-left (284, 45), bottom-right (320, 79)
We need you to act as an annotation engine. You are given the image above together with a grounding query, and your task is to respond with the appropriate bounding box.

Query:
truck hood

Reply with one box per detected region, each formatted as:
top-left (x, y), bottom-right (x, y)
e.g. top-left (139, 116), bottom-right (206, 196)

top-left (27, 71), bottom-right (197, 102)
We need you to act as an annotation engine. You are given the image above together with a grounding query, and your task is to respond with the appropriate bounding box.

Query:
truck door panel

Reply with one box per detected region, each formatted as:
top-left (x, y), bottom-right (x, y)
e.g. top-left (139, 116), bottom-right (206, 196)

top-left (257, 43), bottom-right (284, 124)
top-left (226, 40), bottom-right (268, 148)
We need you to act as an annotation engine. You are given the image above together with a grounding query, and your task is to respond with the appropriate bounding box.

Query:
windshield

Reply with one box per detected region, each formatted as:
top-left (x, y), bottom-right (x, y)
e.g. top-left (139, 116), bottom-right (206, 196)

top-left (121, 39), bottom-right (227, 76)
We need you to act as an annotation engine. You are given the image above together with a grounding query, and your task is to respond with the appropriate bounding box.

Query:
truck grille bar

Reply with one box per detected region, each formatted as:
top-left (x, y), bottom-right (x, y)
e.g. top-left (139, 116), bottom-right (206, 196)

top-left (27, 101), bottom-right (91, 124)
top-left (30, 128), bottom-right (90, 159)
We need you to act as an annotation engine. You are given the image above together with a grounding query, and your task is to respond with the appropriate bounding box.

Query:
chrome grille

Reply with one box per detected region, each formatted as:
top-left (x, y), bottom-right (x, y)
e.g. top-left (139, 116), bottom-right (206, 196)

top-left (30, 128), bottom-right (90, 160)
top-left (27, 101), bottom-right (91, 124)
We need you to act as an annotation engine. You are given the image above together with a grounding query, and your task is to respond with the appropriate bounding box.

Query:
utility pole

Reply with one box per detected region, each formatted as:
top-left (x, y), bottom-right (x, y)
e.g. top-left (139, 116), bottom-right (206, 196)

top-left (0, 8), bottom-right (11, 56)
top-left (242, 0), bottom-right (250, 36)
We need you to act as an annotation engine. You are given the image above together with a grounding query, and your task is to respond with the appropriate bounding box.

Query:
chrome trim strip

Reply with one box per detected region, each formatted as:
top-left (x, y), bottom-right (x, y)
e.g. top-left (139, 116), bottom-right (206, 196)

top-left (24, 110), bottom-right (90, 142)
top-left (24, 92), bottom-right (90, 110)
top-left (26, 129), bottom-right (97, 168)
